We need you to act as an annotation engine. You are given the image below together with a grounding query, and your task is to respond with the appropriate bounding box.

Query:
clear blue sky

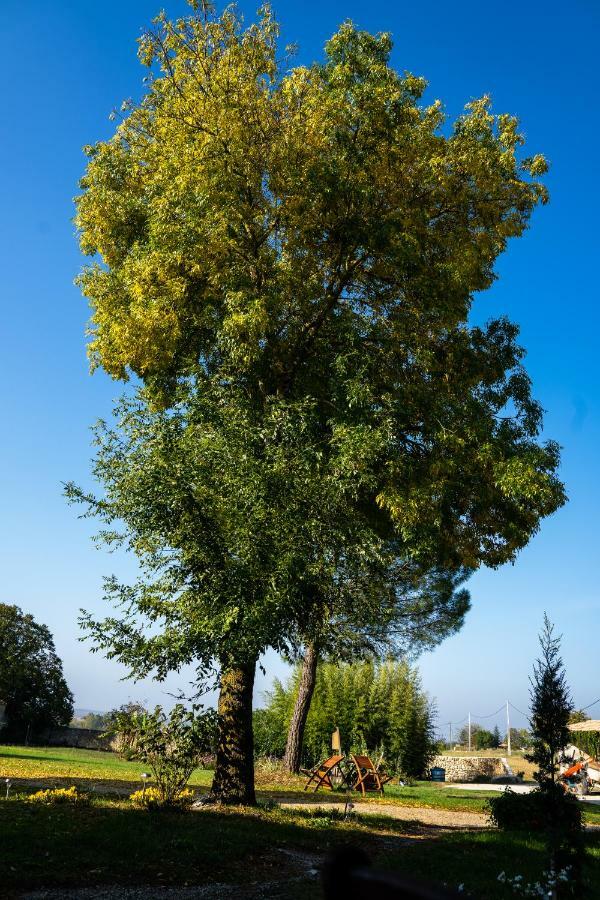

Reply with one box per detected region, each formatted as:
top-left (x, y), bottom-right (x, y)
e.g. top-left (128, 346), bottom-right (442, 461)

top-left (1, 0), bottom-right (598, 735)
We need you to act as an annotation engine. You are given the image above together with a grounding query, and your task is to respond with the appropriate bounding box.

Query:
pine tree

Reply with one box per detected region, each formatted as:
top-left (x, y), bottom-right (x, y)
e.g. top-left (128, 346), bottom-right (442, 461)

top-left (527, 614), bottom-right (573, 788)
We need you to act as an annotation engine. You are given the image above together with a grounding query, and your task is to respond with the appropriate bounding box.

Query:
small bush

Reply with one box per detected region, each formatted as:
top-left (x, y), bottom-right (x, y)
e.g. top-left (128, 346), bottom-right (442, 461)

top-left (26, 786), bottom-right (89, 806)
top-left (487, 784), bottom-right (582, 834)
top-left (129, 786), bottom-right (195, 810)
top-left (106, 704), bottom-right (216, 805)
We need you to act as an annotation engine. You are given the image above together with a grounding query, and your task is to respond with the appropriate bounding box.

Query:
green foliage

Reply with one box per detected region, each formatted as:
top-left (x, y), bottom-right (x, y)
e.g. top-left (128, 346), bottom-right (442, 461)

top-left (475, 729), bottom-right (496, 751)
top-left (488, 782), bottom-right (585, 889)
top-left (0, 603), bottom-right (73, 739)
top-left (568, 712), bottom-right (600, 760)
top-left (508, 727), bottom-right (532, 750)
top-left (253, 706), bottom-right (287, 759)
top-left (488, 784), bottom-right (582, 835)
top-left (259, 659), bottom-right (435, 777)
top-left (492, 619), bottom-right (583, 891)
top-left (527, 615), bottom-right (573, 787)
top-left (73, 0), bottom-right (566, 597)
top-left (105, 702), bottom-right (149, 759)
top-left (106, 704), bottom-right (216, 805)
top-left (71, 711), bottom-right (111, 731)
top-left (458, 722), bottom-right (480, 747)
top-left (72, 1), bottom-right (565, 800)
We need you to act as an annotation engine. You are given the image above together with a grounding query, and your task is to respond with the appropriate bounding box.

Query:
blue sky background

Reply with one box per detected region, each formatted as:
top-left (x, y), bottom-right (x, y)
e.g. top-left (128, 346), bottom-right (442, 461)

top-left (1, 0), bottom-right (598, 736)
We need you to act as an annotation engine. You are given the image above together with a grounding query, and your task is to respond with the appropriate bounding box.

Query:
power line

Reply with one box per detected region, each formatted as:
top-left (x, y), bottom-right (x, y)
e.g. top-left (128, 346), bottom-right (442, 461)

top-left (471, 704), bottom-right (506, 720)
top-left (440, 716), bottom-right (468, 727)
top-left (439, 696), bottom-right (600, 732)
top-left (581, 697), bottom-right (600, 712)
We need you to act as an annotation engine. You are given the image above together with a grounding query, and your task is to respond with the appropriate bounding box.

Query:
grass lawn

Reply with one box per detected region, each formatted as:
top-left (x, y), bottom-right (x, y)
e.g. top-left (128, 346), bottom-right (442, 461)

top-left (3, 744), bottom-right (599, 820)
top-left (2, 744), bottom-right (600, 898)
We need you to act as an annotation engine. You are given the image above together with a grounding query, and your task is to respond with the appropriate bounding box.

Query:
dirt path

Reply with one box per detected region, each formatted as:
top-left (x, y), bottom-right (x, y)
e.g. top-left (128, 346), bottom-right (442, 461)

top-left (279, 800), bottom-right (489, 829)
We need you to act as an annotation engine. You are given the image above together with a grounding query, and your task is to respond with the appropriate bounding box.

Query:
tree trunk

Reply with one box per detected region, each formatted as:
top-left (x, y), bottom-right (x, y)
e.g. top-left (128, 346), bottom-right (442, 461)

top-left (209, 659), bottom-right (257, 805)
top-left (283, 642), bottom-right (319, 774)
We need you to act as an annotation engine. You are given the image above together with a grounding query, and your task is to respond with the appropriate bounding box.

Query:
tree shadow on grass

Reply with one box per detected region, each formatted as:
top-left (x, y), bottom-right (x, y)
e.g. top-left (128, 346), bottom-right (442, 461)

top-left (4, 795), bottom-right (597, 899)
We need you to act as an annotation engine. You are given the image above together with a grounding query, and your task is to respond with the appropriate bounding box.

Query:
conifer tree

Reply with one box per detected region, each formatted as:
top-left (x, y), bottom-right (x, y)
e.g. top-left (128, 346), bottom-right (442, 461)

top-left (527, 614), bottom-right (573, 787)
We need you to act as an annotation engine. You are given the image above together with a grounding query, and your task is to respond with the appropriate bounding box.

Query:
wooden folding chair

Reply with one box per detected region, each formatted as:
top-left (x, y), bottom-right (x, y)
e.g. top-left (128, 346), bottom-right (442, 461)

top-left (302, 754), bottom-right (348, 792)
top-left (351, 754), bottom-right (393, 796)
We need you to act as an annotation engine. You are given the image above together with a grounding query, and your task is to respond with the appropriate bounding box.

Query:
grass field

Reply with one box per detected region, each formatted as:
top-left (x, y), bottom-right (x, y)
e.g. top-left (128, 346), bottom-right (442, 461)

top-left (2, 744), bottom-right (600, 898)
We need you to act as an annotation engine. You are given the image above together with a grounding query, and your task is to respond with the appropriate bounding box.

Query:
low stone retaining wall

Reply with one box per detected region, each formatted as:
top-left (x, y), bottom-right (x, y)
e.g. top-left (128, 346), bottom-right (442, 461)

top-left (430, 755), bottom-right (504, 782)
top-left (35, 726), bottom-right (115, 751)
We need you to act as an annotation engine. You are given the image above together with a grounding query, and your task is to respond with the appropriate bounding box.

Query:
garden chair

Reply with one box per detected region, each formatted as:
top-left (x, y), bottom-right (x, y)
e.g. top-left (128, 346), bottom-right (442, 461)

top-left (302, 754), bottom-right (349, 792)
top-left (351, 754), bottom-right (393, 796)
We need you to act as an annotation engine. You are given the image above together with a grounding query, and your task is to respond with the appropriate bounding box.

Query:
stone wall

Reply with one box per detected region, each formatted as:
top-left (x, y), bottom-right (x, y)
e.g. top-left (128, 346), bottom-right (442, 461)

top-left (429, 755), bottom-right (504, 782)
top-left (35, 725), bottom-right (115, 751)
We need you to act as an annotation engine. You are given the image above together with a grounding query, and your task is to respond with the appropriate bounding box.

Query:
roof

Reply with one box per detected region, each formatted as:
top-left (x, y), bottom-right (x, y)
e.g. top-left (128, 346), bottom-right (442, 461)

top-left (568, 720), bottom-right (600, 733)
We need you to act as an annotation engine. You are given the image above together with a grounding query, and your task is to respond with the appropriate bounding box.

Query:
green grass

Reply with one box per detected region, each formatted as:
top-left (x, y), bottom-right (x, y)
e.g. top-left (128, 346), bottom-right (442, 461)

top-left (1, 796), bottom-right (599, 899)
top-left (0, 743), bottom-right (213, 789)
top-left (3, 744), bottom-right (600, 820)
top-left (2, 744), bottom-right (600, 897)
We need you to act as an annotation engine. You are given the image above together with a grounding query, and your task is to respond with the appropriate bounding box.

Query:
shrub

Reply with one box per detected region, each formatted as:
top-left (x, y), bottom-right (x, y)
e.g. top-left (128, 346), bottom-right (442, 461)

top-left (129, 786), bottom-right (195, 810)
top-left (26, 786), bottom-right (89, 806)
top-left (106, 704), bottom-right (217, 805)
top-left (487, 784), bottom-right (582, 834)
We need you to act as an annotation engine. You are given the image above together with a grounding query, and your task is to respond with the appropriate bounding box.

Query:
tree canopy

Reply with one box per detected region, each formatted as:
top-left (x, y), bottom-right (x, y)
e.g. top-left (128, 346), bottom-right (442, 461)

top-left (0, 603), bottom-right (74, 739)
top-left (76, 4), bottom-right (564, 571)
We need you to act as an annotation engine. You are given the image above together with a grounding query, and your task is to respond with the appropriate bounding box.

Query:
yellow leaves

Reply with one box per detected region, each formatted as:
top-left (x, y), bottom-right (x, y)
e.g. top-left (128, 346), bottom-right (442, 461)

top-left (524, 153), bottom-right (550, 177)
top-left (221, 293), bottom-right (269, 366)
top-left (76, 3), bottom-right (550, 396)
top-left (129, 786), bottom-right (195, 808)
top-left (494, 455), bottom-right (559, 507)
top-left (26, 786), bottom-right (89, 806)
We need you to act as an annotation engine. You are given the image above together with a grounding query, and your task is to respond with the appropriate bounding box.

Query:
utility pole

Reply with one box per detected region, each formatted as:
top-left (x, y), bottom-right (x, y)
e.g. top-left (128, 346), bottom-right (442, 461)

top-left (468, 712), bottom-right (471, 752)
top-left (449, 722), bottom-right (452, 748)
top-left (506, 701), bottom-right (511, 756)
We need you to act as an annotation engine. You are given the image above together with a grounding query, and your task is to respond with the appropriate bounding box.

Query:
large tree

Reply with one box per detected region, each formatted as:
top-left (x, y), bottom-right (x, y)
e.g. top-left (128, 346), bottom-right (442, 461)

top-left (74, 4), bottom-right (565, 803)
top-left (0, 603), bottom-right (74, 739)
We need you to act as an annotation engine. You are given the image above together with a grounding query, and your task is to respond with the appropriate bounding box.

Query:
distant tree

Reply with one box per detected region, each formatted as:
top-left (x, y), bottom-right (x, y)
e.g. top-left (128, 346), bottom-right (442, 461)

top-left (0, 604), bottom-right (73, 739)
top-left (458, 722), bottom-right (482, 748)
top-left (508, 726), bottom-right (532, 750)
top-left (253, 706), bottom-right (288, 759)
top-left (527, 615), bottom-right (573, 787)
top-left (71, 712), bottom-right (107, 730)
top-left (491, 725), bottom-right (501, 749)
top-left (475, 729), bottom-right (495, 751)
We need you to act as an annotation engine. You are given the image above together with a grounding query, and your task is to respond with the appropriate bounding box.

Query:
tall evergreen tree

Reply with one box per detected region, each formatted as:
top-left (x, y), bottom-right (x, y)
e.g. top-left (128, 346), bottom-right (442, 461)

top-left (527, 614), bottom-right (573, 787)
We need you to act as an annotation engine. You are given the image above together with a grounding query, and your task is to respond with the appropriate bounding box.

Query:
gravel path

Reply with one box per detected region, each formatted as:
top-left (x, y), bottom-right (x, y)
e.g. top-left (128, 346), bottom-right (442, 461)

top-left (279, 800), bottom-right (489, 829)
